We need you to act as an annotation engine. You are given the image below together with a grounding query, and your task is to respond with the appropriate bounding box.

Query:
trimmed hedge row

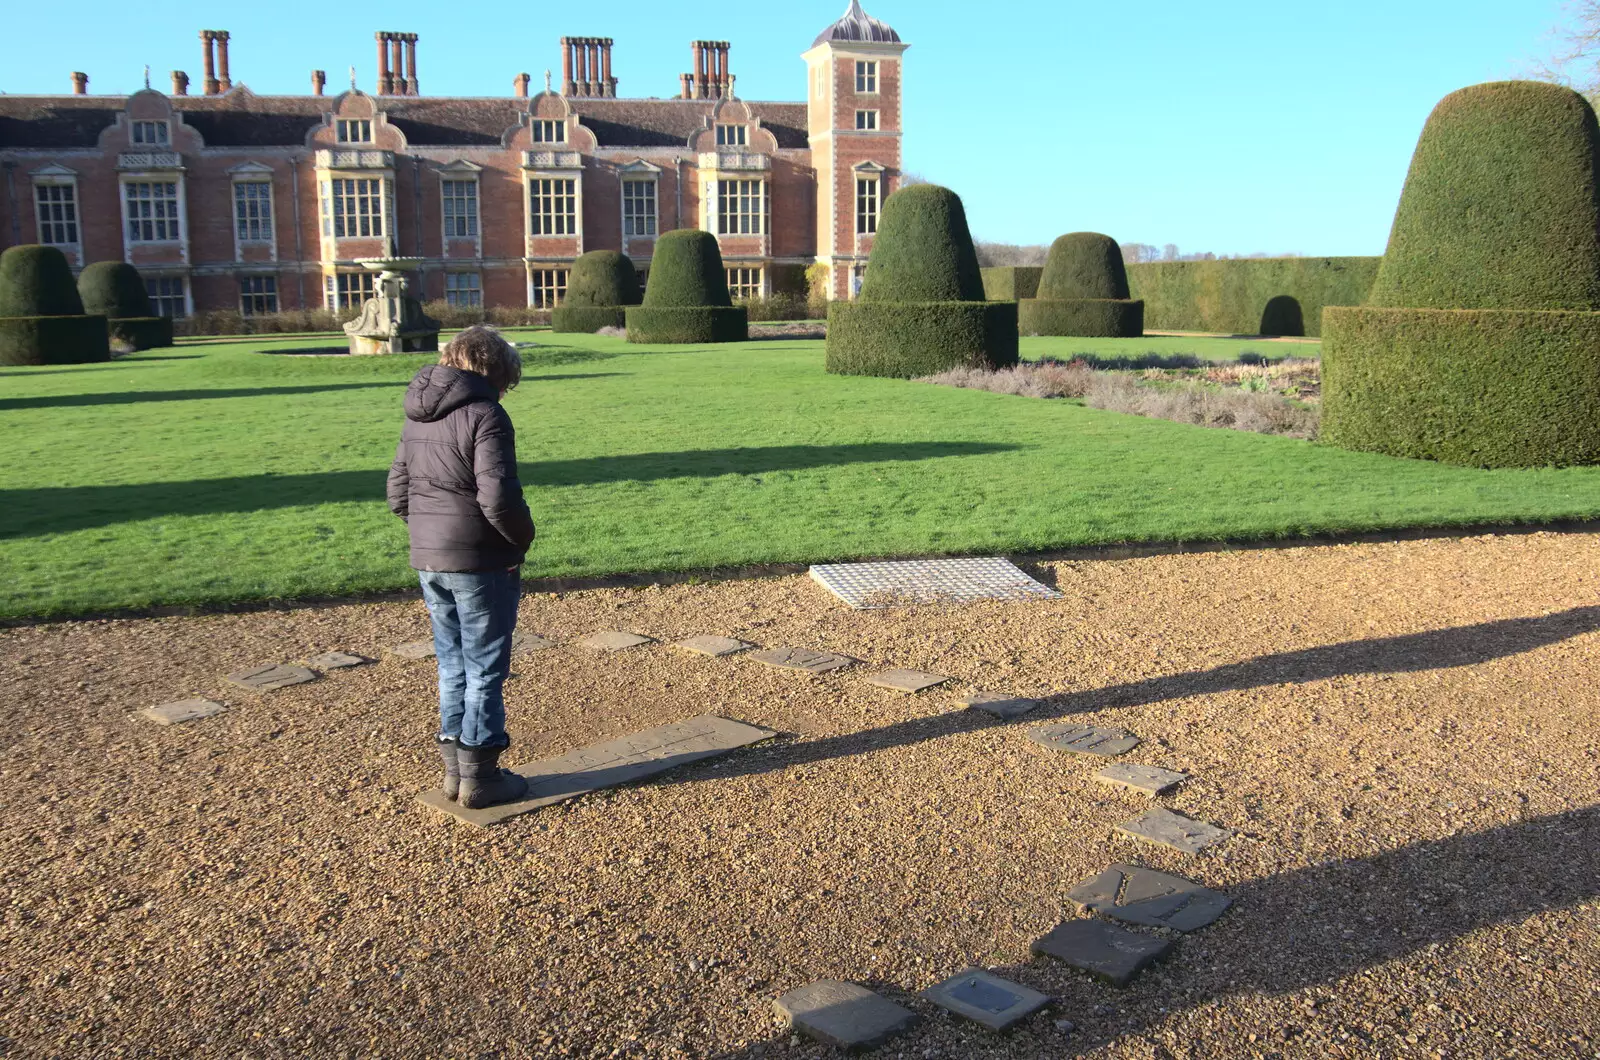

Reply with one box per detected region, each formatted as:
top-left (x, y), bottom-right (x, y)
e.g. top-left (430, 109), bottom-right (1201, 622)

top-left (825, 301), bottom-right (1019, 378)
top-left (0, 315), bottom-right (111, 366)
top-left (109, 317), bottom-right (174, 351)
top-left (1369, 81), bottom-right (1600, 311)
top-left (1125, 257), bottom-right (1381, 336)
top-left (979, 266), bottom-right (1042, 301)
top-left (552, 305), bottom-right (628, 333)
top-left (1018, 298), bottom-right (1143, 338)
top-left (624, 306), bottom-right (748, 344)
top-left (1321, 306), bottom-right (1600, 468)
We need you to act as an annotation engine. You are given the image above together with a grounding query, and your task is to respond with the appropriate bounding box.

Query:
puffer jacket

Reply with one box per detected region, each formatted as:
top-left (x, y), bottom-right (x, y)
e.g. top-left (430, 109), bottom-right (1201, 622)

top-left (386, 364), bottom-right (536, 572)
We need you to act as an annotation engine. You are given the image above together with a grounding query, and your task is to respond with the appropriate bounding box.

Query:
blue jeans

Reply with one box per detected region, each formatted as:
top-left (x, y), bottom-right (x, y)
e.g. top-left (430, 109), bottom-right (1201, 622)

top-left (418, 569), bottom-right (521, 748)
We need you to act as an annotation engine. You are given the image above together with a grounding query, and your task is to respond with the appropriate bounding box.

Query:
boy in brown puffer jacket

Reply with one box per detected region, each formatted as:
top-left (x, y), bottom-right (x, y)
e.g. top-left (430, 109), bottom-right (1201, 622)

top-left (387, 326), bottom-right (536, 810)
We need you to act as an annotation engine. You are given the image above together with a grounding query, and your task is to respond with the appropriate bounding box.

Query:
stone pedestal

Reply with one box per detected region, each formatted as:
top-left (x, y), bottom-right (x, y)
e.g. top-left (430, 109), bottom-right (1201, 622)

top-left (344, 258), bottom-right (441, 355)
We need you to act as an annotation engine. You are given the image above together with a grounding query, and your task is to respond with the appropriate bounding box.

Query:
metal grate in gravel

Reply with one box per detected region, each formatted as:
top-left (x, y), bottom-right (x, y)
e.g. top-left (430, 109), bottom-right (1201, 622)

top-left (809, 557), bottom-right (1063, 609)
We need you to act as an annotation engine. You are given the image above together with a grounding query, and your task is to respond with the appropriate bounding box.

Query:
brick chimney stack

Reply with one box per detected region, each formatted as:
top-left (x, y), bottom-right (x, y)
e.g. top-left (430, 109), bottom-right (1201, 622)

top-left (200, 31), bottom-right (219, 95)
top-left (560, 37), bottom-right (615, 97)
top-left (679, 72), bottom-right (692, 100)
top-left (514, 72), bottom-right (530, 98)
top-left (70, 71), bottom-right (88, 95)
top-left (216, 31), bottom-right (232, 92)
top-left (312, 69), bottom-right (326, 96)
top-left (390, 35), bottom-right (404, 94)
top-left (376, 32), bottom-right (392, 94)
top-left (405, 33), bottom-right (419, 95)
top-left (171, 70), bottom-right (189, 96)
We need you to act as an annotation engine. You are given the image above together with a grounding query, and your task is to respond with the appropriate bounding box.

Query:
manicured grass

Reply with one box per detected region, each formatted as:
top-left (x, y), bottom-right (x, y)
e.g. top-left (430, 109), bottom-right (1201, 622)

top-left (3, 330), bottom-right (1599, 620)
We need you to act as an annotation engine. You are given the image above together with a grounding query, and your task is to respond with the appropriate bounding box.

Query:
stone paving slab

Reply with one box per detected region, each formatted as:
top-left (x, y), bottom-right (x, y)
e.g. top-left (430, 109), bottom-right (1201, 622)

top-left (749, 647), bottom-right (857, 674)
top-left (304, 651), bottom-right (372, 670)
top-left (1068, 864), bottom-right (1232, 932)
top-left (959, 691), bottom-right (1039, 719)
top-left (810, 557), bottom-right (1063, 609)
top-left (511, 633), bottom-right (557, 654)
top-left (226, 664), bottom-right (318, 692)
top-left (1116, 808), bottom-right (1233, 855)
top-left (1027, 723), bottom-right (1141, 757)
top-left (390, 640), bottom-right (436, 660)
top-left (672, 635), bottom-right (755, 657)
top-left (140, 699), bottom-right (227, 725)
top-left (865, 668), bottom-right (950, 693)
top-left (918, 968), bottom-right (1051, 1031)
top-left (774, 979), bottom-right (917, 1049)
top-left (578, 630), bottom-right (657, 652)
top-left (418, 715), bottom-right (778, 827)
top-left (1031, 919), bottom-right (1172, 986)
top-left (1093, 763), bottom-right (1188, 797)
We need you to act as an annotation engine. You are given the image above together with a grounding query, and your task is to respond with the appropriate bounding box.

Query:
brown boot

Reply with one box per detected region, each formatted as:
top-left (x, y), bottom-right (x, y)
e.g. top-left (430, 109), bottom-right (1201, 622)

top-left (457, 741), bottom-right (530, 810)
top-left (437, 735), bottom-right (460, 801)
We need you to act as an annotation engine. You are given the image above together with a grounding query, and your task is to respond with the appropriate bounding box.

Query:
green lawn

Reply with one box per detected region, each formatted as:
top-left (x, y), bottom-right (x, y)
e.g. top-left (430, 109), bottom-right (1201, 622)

top-left (3, 330), bottom-right (1599, 619)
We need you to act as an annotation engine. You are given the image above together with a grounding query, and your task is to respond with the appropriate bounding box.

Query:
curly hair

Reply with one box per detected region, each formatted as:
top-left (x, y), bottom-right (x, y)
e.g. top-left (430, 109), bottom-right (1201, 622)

top-left (438, 325), bottom-right (522, 392)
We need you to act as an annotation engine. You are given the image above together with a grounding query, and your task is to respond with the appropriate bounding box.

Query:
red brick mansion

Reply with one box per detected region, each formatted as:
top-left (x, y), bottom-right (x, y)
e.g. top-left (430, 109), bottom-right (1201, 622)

top-left (0, 2), bottom-right (906, 317)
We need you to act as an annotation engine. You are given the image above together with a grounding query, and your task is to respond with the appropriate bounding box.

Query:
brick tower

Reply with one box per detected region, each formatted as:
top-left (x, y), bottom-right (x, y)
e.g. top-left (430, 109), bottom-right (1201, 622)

top-left (804, 0), bottom-right (907, 300)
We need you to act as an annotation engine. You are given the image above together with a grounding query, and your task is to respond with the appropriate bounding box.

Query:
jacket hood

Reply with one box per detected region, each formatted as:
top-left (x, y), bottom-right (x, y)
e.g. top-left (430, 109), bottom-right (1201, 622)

top-left (404, 364), bottom-right (499, 423)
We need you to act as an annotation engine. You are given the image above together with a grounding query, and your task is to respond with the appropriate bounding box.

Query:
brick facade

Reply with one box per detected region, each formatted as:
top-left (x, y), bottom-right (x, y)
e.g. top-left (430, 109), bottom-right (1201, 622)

top-left (0, 4), bottom-right (907, 316)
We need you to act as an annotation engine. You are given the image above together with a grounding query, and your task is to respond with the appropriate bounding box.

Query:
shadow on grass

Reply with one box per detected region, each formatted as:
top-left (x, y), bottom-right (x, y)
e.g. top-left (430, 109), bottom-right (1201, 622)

top-left (708, 804), bottom-right (1600, 1056)
top-left (0, 441), bottom-right (1018, 537)
top-left (0, 382), bottom-right (404, 411)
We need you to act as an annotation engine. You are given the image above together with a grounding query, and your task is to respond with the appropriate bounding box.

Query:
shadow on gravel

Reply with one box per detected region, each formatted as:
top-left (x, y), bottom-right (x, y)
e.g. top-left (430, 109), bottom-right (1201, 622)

top-left (708, 805), bottom-right (1600, 1056)
top-left (0, 442), bottom-right (1018, 538)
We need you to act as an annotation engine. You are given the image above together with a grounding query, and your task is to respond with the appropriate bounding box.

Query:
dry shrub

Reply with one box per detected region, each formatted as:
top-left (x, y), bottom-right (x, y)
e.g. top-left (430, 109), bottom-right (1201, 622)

top-left (918, 361), bottom-right (1093, 398)
top-left (594, 326), bottom-right (628, 338)
top-left (1204, 357), bottom-right (1320, 386)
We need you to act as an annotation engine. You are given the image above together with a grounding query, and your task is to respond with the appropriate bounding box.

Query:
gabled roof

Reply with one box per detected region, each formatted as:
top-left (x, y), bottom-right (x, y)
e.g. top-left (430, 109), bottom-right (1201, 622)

top-left (812, 0), bottom-right (902, 47)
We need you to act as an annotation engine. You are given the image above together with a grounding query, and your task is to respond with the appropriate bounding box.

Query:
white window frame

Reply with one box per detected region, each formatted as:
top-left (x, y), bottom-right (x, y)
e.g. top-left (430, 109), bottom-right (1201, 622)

top-left (715, 123), bottom-right (747, 146)
top-left (335, 119), bottom-right (372, 144)
top-left (856, 176), bottom-right (880, 235)
top-left (146, 276), bottom-right (188, 318)
top-left (855, 110), bottom-right (879, 131)
top-left (326, 177), bottom-right (385, 239)
top-left (32, 170), bottom-right (81, 254)
top-left (233, 181), bottom-right (273, 244)
top-left (529, 268), bottom-right (568, 309)
top-left (726, 266), bottom-right (764, 300)
top-left (325, 271), bottom-right (376, 310)
top-left (445, 272), bottom-right (483, 308)
top-left (529, 177), bottom-right (578, 236)
top-left (532, 120), bottom-right (566, 143)
top-left (715, 179), bottom-right (767, 236)
top-left (131, 119), bottom-right (170, 146)
top-left (239, 275), bottom-right (279, 316)
top-left (123, 180), bottom-right (182, 243)
top-left (622, 178), bottom-right (658, 239)
top-left (441, 178), bottom-right (479, 239)
top-left (855, 60), bottom-right (878, 94)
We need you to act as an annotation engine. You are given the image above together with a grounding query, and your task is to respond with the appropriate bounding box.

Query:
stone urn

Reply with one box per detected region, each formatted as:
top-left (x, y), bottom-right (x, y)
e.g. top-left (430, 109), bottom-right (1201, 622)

top-left (343, 257), bottom-right (441, 355)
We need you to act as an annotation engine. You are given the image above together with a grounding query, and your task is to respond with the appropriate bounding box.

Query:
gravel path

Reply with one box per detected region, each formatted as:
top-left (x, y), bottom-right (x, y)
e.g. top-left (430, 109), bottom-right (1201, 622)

top-left (3, 533), bottom-right (1599, 1058)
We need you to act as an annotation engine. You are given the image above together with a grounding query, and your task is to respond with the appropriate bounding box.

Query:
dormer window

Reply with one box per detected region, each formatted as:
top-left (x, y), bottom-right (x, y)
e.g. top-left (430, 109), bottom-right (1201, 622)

top-left (336, 119), bottom-right (372, 143)
top-left (533, 120), bottom-right (566, 143)
top-left (131, 120), bottom-right (169, 146)
top-left (716, 124), bottom-right (747, 147)
top-left (855, 61), bottom-right (878, 93)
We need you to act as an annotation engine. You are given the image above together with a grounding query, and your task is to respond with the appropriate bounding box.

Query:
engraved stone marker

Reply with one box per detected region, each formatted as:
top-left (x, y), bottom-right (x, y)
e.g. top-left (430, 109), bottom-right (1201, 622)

top-left (810, 557), bottom-right (1063, 609)
top-left (673, 635), bottom-right (754, 657)
top-left (578, 630), bottom-right (656, 652)
top-left (1116, 808), bottom-right (1232, 855)
top-left (1028, 723), bottom-right (1141, 757)
top-left (749, 647), bottom-right (857, 674)
top-left (960, 691), bottom-right (1039, 719)
top-left (390, 640), bottom-right (436, 660)
top-left (227, 664), bottom-right (317, 692)
top-left (140, 698), bottom-right (227, 725)
top-left (511, 633), bottom-right (557, 654)
top-left (919, 969), bottom-right (1051, 1031)
top-left (774, 980), bottom-right (917, 1049)
top-left (1031, 919), bottom-right (1172, 986)
top-left (305, 651), bottom-right (372, 670)
top-left (1093, 763), bottom-right (1188, 797)
top-left (1068, 864), bottom-right (1232, 932)
top-left (418, 714), bottom-right (778, 827)
top-left (866, 668), bottom-right (950, 693)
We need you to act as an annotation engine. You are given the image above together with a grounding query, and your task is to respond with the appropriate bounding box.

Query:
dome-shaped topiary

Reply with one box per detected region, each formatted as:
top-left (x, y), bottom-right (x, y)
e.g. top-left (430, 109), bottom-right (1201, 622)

top-left (826, 183), bottom-right (1017, 377)
top-left (78, 261), bottom-right (153, 318)
top-left (1323, 80), bottom-right (1600, 467)
top-left (625, 229), bottom-right (746, 343)
top-left (1367, 80), bottom-right (1600, 312)
top-left (552, 250), bottom-right (642, 333)
top-left (856, 184), bottom-right (985, 304)
top-left (1036, 232), bottom-right (1132, 301)
top-left (1018, 231), bottom-right (1143, 337)
top-left (0, 245), bottom-right (86, 317)
top-left (0, 245), bottom-right (110, 365)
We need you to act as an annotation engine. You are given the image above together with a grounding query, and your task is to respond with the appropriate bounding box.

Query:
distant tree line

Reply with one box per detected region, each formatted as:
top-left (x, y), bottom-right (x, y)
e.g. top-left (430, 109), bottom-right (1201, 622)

top-left (974, 241), bottom-right (1303, 267)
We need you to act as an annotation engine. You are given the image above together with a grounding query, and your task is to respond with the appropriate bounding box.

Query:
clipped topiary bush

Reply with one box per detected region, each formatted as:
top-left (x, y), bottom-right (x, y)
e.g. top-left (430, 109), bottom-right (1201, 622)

top-left (77, 260), bottom-right (173, 351)
top-left (625, 230), bottom-right (747, 343)
top-left (1018, 232), bottom-right (1143, 337)
top-left (826, 184), bottom-right (1018, 377)
top-left (0, 245), bottom-right (109, 365)
top-left (552, 250), bottom-right (642, 333)
top-left (1323, 80), bottom-right (1600, 467)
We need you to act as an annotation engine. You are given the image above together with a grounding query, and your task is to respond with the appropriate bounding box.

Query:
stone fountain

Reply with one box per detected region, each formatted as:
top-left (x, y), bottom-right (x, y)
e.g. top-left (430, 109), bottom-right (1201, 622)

top-left (343, 257), bottom-right (440, 355)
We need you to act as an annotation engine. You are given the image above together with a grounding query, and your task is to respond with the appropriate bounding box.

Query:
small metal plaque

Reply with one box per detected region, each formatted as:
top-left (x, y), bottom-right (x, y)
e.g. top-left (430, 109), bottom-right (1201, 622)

top-left (227, 664), bottom-right (317, 692)
top-left (919, 969), bottom-right (1051, 1031)
top-left (749, 647), bottom-right (857, 674)
top-left (1028, 723), bottom-right (1141, 757)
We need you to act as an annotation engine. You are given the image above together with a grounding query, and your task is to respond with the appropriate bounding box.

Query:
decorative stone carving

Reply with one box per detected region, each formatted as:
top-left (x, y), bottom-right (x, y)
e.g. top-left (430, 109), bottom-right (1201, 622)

top-left (344, 258), bottom-right (440, 355)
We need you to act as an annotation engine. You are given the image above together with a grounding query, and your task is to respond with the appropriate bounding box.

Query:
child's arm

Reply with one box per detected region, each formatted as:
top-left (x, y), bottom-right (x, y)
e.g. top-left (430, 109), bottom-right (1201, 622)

top-left (473, 407), bottom-right (536, 551)
top-left (386, 436), bottom-right (411, 522)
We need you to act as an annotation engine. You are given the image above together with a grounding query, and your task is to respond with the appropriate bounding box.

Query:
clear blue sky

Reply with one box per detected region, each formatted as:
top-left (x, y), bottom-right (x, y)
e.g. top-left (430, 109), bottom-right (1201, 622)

top-left (1, 0), bottom-right (1570, 256)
